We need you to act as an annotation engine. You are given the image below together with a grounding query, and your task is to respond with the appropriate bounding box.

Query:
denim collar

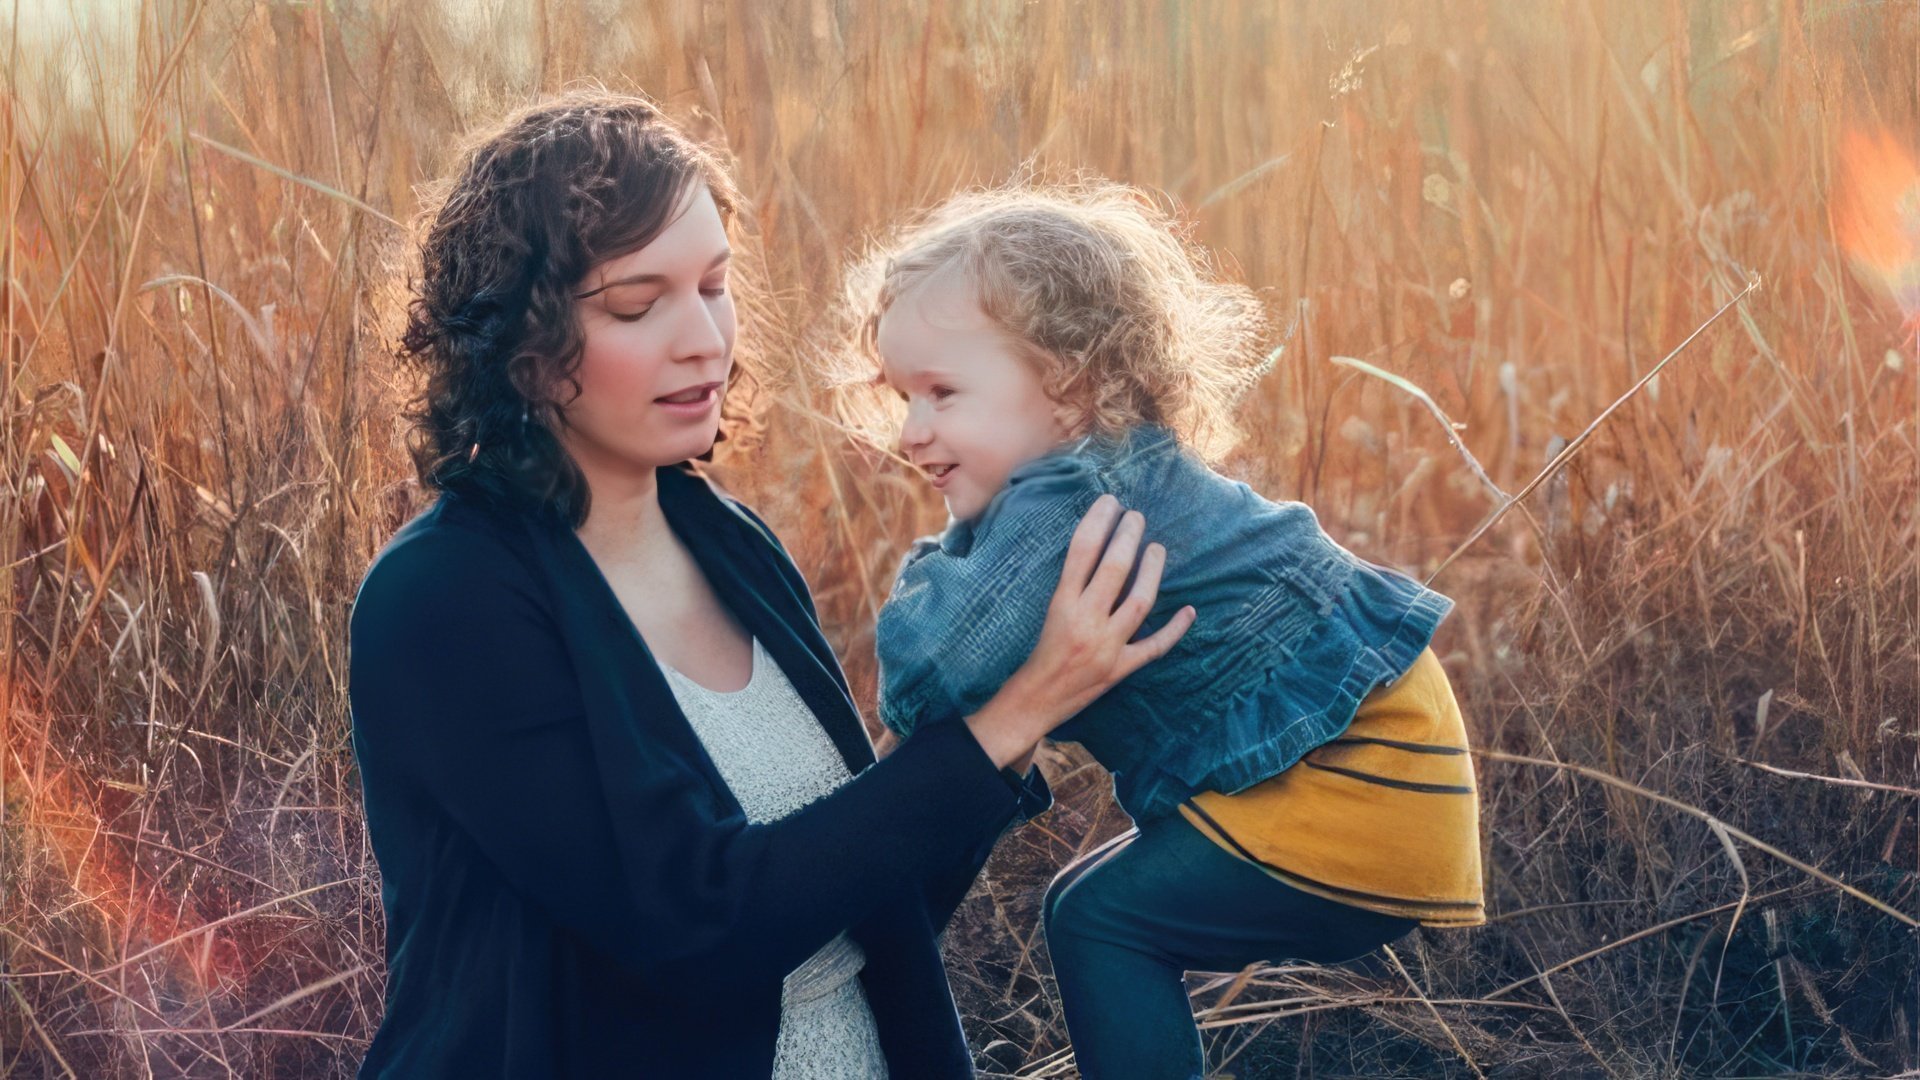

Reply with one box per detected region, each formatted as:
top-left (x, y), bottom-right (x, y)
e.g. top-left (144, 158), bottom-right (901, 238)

top-left (936, 422), bottom-right (1181, 556)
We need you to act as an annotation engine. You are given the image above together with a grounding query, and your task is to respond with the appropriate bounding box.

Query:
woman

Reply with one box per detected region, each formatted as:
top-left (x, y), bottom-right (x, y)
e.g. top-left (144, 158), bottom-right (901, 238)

top-left (345, 90), bottom-right (1193, 1078)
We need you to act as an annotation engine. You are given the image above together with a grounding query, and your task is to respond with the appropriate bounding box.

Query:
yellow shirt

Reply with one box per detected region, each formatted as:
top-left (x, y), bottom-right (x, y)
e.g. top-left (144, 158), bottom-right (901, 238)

top-left (1178, 646), bottom-right (1486, 927)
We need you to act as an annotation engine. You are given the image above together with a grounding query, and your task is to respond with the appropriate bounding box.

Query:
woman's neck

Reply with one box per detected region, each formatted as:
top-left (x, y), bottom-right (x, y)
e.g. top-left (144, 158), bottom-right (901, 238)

top-left (574, 460), bottom-right (674, 567)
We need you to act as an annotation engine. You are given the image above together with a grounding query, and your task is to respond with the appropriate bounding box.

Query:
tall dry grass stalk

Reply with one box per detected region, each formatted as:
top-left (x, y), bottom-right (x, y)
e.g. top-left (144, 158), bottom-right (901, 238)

top-left (2, 1), bottom-right (1915, 1076)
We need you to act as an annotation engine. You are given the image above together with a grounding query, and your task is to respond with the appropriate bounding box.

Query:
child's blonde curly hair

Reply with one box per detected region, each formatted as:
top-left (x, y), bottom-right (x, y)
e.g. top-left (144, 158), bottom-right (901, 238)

top-left (829, 177), bottom-right (1275, 463)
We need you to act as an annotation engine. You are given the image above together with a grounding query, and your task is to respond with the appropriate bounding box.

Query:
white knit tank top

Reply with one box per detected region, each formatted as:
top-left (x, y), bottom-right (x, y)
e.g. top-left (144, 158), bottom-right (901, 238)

top-left (661, 637), bottom-right (890, 1079)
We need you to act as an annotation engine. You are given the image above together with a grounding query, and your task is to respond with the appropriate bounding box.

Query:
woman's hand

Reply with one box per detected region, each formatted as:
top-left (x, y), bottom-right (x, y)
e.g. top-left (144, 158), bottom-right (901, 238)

top-left (965, 494), bottom-right (1196, 770)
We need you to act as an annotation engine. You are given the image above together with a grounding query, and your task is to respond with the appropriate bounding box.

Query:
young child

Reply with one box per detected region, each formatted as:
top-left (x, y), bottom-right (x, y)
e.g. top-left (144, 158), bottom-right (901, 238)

top-left (844, 180), bottom-right (1485, 1079)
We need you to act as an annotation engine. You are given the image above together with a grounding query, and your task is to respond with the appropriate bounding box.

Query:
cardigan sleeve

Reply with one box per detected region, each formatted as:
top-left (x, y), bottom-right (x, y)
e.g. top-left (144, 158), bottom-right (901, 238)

top-left (348, 526), bottom-right (1029, 992)
top-left (920, 757), bottom-right (1052, 936)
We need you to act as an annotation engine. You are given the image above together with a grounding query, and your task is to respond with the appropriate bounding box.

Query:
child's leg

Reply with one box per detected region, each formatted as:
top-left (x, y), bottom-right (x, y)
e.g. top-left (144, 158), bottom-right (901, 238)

top-left (1042, 813), bottom-right (1419, 1080)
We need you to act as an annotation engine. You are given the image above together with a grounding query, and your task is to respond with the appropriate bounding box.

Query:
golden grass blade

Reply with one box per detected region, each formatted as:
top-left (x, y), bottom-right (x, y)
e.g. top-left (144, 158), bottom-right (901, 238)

top-left (1330, 353), bottom-right (1504, 501)
top-left (1730, 756), bottom-right (1920, 797)
top-left (1425, 272), bottom-right (1764, 586)
top-left (1478, 749), bottom-right (1916, 928)
top-left (1329, 352), bottom-right (1589, 660)
top-left (221, 964), bottom-right (369, 1031)
top-left (4, 981), bottom-right (78, 1079)
top-left (187, 132), bottom-right (403, 230)
top-left (1384, 943), bottom-right (1487, 1079)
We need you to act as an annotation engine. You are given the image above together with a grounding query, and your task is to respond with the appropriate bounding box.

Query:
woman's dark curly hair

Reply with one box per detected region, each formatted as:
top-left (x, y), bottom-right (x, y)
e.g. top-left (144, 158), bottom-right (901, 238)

top-left (398, 88), bottom-right (754, 527)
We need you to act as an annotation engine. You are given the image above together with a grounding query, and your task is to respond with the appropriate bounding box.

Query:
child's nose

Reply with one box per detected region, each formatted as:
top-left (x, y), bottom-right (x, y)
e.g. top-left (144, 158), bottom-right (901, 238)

top-left (897, 400), bottom-right (932, 455)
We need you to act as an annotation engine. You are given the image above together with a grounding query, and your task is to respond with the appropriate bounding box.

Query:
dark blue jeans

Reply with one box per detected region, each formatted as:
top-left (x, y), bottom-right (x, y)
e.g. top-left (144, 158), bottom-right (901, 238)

top-left (1042, 813), bottom-right (1419, 1079)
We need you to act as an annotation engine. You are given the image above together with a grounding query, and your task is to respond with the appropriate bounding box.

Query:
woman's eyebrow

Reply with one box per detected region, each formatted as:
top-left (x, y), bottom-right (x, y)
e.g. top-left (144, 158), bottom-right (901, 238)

top-left (575, 250), bottom-right (731, 298)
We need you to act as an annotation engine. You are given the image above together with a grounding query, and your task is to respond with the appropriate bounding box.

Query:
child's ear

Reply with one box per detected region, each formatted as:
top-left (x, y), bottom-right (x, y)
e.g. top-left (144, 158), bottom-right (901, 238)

top-left (1050, 400), bottom-right (1084, 440)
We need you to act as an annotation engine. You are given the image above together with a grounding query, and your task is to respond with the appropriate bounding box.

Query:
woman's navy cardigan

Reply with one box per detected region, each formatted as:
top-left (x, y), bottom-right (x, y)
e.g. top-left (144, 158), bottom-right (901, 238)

top-left (346, 463), bottom-right (1050, 1078)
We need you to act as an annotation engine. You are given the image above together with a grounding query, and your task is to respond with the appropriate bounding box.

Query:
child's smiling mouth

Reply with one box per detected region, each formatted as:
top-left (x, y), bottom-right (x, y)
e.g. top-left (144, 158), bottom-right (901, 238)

top-left (924, 463), bottom-right (958, 488)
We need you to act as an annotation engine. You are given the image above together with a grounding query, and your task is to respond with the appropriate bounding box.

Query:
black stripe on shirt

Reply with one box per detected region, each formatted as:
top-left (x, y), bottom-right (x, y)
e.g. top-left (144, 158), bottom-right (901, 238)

top-left (1180, 800), bottom-right (1484, 911)
top-left (1327, 735), bottom-right (1466, 755)
top-left (1303, 759), bottom-right (1474, 794)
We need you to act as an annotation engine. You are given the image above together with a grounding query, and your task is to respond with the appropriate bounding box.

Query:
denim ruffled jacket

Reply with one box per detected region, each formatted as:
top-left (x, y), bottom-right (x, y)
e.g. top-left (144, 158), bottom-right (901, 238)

top-left (876, 422), bottom-right (1456, 823)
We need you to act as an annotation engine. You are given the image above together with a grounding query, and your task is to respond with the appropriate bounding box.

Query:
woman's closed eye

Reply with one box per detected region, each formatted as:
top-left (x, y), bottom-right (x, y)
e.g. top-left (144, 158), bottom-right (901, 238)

top-left (602, 284), bottom-right (661, 321)
top-left (608, 280), bottom-right (728, 322)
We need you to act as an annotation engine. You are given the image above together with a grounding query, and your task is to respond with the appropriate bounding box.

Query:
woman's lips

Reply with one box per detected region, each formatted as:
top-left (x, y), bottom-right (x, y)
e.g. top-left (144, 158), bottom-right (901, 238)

top-left (653, 382), bottom-right (721, 416)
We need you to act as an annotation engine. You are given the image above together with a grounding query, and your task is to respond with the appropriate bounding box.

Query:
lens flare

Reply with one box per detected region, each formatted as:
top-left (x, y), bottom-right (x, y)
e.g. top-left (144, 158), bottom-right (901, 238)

top-left (1834, 128), bottom-right (1920, 334)
top-left (3, 682), bottom-right (243, 1000)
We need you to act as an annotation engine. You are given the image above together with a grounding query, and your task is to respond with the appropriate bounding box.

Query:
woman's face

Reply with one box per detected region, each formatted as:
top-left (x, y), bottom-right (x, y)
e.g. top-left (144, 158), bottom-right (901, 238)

top-left (877, 267), bottom-right (1073, 522)
top-left (558, 184), bottom-right (736, 481)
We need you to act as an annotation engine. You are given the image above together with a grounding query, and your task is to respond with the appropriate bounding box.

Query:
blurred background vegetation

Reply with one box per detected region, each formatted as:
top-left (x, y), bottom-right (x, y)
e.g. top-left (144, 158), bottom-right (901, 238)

top-left (2, 0), bottom-right (1916, 1075)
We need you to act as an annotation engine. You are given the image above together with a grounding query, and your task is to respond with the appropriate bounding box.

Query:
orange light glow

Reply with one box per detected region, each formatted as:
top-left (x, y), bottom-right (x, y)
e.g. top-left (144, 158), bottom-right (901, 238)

top-left (3, 685), bottom-right (244, 999)
top-left (1834, 128), bottom-right (1920, 328)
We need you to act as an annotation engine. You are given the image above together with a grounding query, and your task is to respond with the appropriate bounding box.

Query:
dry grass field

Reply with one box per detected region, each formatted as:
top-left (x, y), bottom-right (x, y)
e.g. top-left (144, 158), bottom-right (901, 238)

top-left (2, 0), bottom-right (1917, 1075)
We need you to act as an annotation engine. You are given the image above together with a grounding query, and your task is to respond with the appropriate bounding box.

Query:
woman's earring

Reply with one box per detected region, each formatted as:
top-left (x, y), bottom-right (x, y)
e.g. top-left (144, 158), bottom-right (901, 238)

top-left (521, 402), bottom-right (531, 428)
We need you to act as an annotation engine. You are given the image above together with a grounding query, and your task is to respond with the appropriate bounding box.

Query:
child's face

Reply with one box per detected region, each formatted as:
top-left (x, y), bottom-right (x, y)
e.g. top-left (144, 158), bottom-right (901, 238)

top-left (877, 268), bottom-right (1073, 522)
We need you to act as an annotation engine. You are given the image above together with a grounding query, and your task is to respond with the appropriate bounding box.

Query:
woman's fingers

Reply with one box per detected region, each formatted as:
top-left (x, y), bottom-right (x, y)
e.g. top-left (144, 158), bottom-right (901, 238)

top-left (1084, 509), bottom-right (1146, 612)
top-left (1121, 605), bottom-right (1197, 678)
top-left (1054, 494), bottom-right (1123, 607)
top-left (1113, 541), bottom-right (1167, 631)
top-left (1001, 495), bottom-right (1190, 741)
top-left (1110, 541), bottom-right (1184, 678)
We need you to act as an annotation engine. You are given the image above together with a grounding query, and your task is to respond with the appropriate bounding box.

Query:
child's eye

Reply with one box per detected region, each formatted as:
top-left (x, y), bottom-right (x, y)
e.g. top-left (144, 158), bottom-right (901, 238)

top-left (931, 385), bottom-right (955, 400)
top-left (611, 307), bottom-right (654, 322)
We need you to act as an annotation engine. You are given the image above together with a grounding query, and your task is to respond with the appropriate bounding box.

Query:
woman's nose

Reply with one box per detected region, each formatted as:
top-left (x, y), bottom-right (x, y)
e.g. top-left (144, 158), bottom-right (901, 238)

top-left (668, 293), bottom-right (727, 361)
